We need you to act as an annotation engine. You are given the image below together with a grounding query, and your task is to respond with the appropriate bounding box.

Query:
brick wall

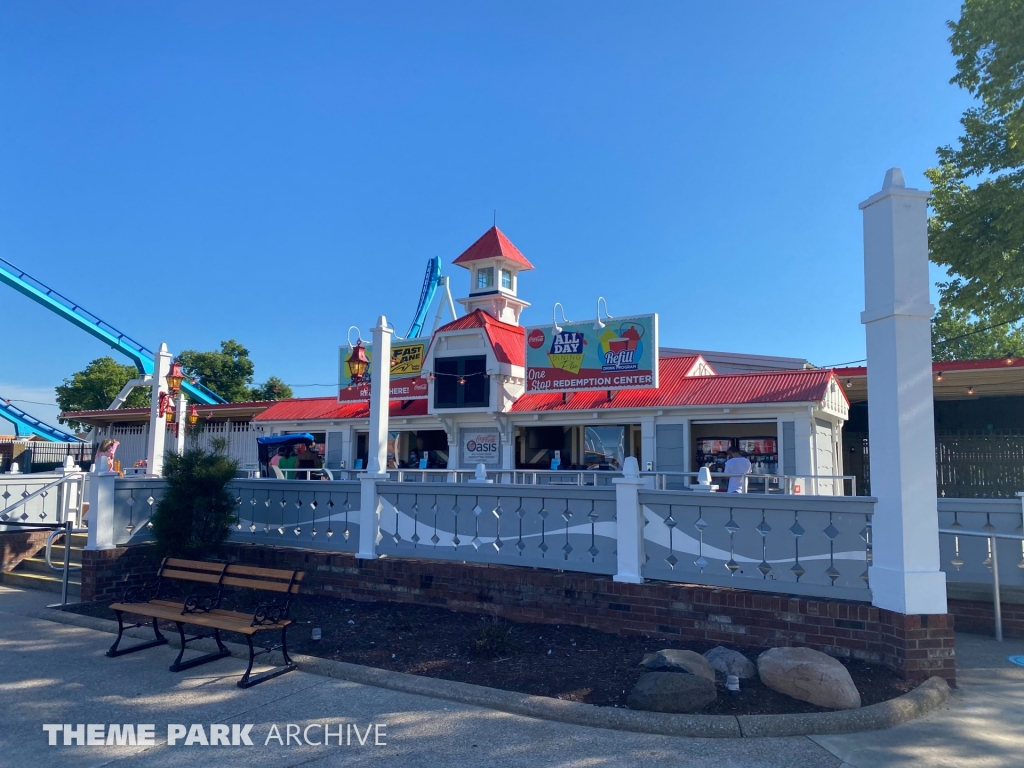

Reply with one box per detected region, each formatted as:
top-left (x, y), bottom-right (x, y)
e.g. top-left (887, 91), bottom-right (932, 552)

top-left (80, 546), bottom-right (157, 602)
top-left (82, 542), bottom-right (956, 684)
top-left (0, 531), bottom-right (49, 572)
top-left (949, 598), bottom-right (1024, 639)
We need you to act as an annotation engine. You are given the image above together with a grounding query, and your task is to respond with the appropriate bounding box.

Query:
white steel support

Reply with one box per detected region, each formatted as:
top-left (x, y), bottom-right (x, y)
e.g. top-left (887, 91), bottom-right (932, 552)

top-left (84, 456), bottom-right (117, 551)
top-left (860, 168), bottom-right (947, 615)
top-left (357, 315), bottom-right (393, 559)
top-left (146, 343), bottom-right (172, 477)
top-left (612, 457), bottom-right (647, 583)
top-left (173, 393), bottom-right (187, 455)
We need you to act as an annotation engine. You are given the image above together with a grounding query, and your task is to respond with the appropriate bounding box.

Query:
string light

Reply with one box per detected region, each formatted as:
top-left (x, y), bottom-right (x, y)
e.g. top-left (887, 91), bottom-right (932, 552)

top-left (967, 386), bottom-right (975, 395)
top-left (936, 372), bottom-right (944, 381)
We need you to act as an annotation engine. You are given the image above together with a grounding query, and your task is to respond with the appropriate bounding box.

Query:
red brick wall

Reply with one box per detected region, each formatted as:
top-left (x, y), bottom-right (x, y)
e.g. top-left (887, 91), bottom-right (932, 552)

top-left (949, 598), bottom-right (1024, 639)
top-left (82, 543), bottom-right (956, 684)
top-left (80, 546), bottom-right (156, 602)
top-left (0, 531), bottom-right (48, 572)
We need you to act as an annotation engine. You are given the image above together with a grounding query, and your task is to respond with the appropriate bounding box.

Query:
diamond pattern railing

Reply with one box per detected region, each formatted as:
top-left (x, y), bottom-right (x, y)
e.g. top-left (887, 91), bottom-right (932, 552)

top-left (639, 490), bottom-right (874, 600)
top-left (938, 497), bottom-right (1024, 593)
top-left (376, 482), bottom-right (618, 576)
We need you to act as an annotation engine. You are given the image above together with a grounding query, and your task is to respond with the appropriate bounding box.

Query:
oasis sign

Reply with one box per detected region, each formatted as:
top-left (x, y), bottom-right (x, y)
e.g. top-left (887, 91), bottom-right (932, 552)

top-left (338, 341), bottom-right (428, 402)
top-left (524, 313), bottom-right (659, 393)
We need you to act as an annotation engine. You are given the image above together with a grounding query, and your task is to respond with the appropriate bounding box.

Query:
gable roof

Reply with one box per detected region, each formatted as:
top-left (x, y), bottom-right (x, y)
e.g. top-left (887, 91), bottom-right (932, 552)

top-left (432, 308), bottom-right (526, 367)
top-left (452, 226), bottom-right (534, 271)
top-left (511, 361), bottom-right (842, 412)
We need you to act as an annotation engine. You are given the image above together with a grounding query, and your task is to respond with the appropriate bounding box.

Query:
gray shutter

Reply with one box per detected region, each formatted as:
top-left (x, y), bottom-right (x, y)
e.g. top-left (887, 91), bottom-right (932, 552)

top-left (782, 421), bottom-right (796, 476)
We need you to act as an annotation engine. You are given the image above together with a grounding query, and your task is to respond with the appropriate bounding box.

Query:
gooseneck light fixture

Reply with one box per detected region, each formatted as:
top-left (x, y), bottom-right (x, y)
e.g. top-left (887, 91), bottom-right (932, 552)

top-left (595, 297), bottom-right (614, 330)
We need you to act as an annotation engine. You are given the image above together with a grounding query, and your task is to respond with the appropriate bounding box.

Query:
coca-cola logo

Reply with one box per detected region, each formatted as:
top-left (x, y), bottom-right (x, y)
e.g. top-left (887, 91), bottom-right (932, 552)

top-left (527, 328), bottom-right (546, 349)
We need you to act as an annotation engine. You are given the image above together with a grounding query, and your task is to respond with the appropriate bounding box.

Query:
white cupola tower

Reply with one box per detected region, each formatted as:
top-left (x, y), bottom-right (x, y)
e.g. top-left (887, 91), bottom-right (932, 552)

top-left (452, 226), bottom-right (533, 325)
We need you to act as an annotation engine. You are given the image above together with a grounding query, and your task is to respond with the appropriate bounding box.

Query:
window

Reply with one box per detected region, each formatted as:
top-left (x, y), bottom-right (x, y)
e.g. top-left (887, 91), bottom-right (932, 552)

top-left (434, 355), bottom-right (490, 408)
top-left (476, 267), bottom-right (494, 290)
top-left (500, 269), bottom-right (512, 290)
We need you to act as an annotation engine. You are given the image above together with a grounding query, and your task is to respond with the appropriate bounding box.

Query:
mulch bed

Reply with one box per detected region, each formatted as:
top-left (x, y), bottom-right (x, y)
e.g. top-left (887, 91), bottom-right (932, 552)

top-left (65, 594), bottom-right (914, 716)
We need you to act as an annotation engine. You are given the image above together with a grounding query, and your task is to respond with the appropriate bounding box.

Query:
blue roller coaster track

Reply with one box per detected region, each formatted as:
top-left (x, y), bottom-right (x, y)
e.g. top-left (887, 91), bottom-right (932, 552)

top-left (0, 255), bottom-right (225, 440)
top-left (0, 395), bottom-right (81, 442)
top-left (406, 257), bottom-right (442, 339)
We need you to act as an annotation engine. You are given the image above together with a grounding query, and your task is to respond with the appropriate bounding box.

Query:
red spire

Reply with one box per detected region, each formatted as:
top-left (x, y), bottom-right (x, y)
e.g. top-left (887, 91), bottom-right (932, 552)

top-left (452, 226), bottom-right (534, 270)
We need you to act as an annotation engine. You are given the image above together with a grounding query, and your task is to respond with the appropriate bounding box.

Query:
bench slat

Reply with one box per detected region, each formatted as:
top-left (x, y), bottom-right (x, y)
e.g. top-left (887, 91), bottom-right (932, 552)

top-left (221, 575), bottom-right (300, 593)
top-left (163, 559), bottom-right (226, 572)
top-left (110, 602), bottom-right (291, 634)
top-left (226, 563), bottom-right (306, 581)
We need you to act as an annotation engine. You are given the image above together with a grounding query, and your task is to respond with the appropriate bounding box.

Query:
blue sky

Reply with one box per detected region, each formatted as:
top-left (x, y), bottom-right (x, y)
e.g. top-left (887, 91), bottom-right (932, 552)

top-left (0, 1), bottom-right (970, 430)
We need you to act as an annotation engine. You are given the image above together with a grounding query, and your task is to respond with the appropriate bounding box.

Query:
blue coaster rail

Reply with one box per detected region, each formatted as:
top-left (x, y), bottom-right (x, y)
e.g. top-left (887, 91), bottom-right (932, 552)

top-left (0, 395), bottom-right (82, 442)
top-left (406, 257), bottom-right (442, 339)
top-left (0, 255), bottom-right (224, 439)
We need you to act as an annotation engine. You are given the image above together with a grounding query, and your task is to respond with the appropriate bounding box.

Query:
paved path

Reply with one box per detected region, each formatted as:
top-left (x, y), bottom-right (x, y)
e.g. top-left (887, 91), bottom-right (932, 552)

top-left (1, 585), bottom-right (1022, 767)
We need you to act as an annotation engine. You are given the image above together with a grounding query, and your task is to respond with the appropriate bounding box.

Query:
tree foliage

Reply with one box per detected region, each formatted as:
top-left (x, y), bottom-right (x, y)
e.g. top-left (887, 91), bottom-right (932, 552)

top-left (55, 357), bottom-right (149, 430)
top-left (927, 0), bottom-right (1024, 357)
top-left (177, 339), bottom-right (256, 403)
top-left (249, 376), bottom-right (293, 401)
top-left (149, 442), bottom-right (238, 560)
top-left (933, 305), bottom-right (1024, 360)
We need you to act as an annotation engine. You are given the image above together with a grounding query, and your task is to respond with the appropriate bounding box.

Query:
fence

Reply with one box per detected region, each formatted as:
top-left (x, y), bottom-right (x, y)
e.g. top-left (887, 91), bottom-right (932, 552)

top-left (93, 422), bottom-right (258, 472)
top-left (0, 440), bottom-right (92, 473)
top-left (935, 430), bottom-right (1024, 499)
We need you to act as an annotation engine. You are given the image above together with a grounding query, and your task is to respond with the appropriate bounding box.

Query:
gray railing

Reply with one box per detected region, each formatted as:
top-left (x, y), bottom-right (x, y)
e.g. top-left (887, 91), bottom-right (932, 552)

top-left (0, 470), bottom-right (85, 528)
top-left (639, 489), bottom-right (874, 599)
top-left (376, 482), bottom-right (618, 575)
top-left (110, 477), bottom-right (361, 553)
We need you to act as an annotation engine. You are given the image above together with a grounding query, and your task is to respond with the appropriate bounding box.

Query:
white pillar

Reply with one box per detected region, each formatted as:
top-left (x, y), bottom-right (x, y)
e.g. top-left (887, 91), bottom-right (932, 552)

top-left (146, 343), bottom-right (172, 476)
top-left (612, 457), bottom-right (646, 583)
top-left (357, 316), bottom-right (392, 559)
top-left (860, 168), bottom-right (947, 615)
top-left (84, 457), bottom-right (117, 550)
top-left (173, 393), bottom-right (187, 455)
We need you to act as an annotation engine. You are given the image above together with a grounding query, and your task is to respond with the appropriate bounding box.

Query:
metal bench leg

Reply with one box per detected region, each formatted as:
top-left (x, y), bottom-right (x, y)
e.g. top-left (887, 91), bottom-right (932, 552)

top-left (237, 627), bottom-right (297, 689)
top-left (168, 622), bottom-right (232, 673)
top-left (106, 612), bottom-right (169, 658)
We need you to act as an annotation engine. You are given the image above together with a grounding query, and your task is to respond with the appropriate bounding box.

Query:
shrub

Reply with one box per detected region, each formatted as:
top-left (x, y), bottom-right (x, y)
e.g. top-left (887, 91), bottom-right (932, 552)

top-left (472, 617), bottom-right (519, 658)
top-left (150, 442), bottom-right (238, 560)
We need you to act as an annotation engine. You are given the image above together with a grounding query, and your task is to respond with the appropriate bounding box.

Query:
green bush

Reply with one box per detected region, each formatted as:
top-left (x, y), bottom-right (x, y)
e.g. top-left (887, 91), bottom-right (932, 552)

top-left (150, 443), bottom-right (238, 560)
top-left (472, 617), bottom-right (519, 658)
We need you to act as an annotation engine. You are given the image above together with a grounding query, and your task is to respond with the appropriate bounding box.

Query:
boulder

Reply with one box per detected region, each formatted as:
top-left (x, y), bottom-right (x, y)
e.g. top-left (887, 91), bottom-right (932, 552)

top-left (627, 671), bottom-right (717, 713)
top-left (703, 646), bottom-right (757, 680)
top-left (757, 647), bottom-right (861, 710)
top-left (639, 649), bottom-right (716, 682)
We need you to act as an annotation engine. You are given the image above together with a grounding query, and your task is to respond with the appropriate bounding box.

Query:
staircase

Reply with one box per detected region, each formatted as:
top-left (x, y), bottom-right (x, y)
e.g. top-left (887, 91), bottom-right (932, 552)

top-left (1, 532), bottom-right (85, 599)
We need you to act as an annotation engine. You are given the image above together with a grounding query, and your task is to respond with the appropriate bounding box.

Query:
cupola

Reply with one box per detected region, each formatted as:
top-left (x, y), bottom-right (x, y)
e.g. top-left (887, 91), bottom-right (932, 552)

top-left (452, 226), bottom-right (533, 325)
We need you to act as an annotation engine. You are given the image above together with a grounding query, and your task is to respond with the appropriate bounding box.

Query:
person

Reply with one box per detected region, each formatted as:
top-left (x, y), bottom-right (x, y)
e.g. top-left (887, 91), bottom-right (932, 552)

top-left (407, 450), bottom-right (419, 469)
top-left (93, 439), bottom-right (119, 472)
top-left (269, 447), bottom-right (287, 473)
top-left (724, 447), bottom-right (752, 493)
top-left (294, 442), bottom-right (321, 480)
top-left (277, 447), bottom-right (298, 477)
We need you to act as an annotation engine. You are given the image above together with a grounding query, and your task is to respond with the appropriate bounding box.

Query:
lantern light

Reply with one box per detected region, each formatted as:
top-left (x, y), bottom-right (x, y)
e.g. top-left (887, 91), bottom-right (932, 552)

top-left (166, 359), bottom-right (185, 395)
top-left (347, 342), bottom-right (370, 384)
top-left (188, 404), bottom-right (199, 427)
top-left (936, 372), bottom-right (944, 382)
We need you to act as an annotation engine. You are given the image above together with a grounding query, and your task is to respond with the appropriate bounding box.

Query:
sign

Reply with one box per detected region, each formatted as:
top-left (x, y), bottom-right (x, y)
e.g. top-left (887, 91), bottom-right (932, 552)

top-left (338, 341), bottom-right (429, 402)
top-left (461, 429), bottom-right (500, 467)
top-left (524, 313), bottom-right (659, 393)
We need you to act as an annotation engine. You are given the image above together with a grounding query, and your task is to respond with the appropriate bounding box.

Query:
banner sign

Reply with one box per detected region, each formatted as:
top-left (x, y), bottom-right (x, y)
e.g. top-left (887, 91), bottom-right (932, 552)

top-left (338, 341), bottom-right (429, 402)
top-left (524, 313), bottom-right (659, 393)
top-left (461, 429), bottom-right (500, 467)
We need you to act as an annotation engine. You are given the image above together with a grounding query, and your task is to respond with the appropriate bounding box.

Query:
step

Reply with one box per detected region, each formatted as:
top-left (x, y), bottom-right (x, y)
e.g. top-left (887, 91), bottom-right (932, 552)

top-left (17, 556), bottom-right (82, 576)
top-left (0, 569), bottom-right (81, 595)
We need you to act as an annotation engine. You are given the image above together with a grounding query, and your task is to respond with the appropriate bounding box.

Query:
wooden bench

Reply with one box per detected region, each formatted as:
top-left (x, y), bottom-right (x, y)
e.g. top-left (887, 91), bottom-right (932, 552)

top-left (106, 558), bottom-right (304, 688)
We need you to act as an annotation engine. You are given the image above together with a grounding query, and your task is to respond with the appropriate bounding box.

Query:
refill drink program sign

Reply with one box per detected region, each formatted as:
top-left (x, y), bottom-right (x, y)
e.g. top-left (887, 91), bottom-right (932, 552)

top-left (524, 314), bottom-right (659, 393)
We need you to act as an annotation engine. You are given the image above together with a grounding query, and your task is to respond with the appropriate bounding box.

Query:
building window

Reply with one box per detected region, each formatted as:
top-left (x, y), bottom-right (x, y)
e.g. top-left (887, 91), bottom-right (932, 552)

top-left (500, 269), bottom-right (512, 290)
top-left (434, 356), bottom-right (490, 408)
top-left (476, 267), bottom-right (494, 290)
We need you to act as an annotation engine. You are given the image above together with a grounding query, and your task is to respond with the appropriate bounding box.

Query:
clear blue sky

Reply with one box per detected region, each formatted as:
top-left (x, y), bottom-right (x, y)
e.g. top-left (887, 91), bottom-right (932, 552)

top-left (0, 1), bottom-right (970, 430)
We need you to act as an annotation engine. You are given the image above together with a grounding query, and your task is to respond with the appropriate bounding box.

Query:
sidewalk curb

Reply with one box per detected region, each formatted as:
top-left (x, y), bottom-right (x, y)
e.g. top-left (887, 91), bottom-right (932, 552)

top-left (28, 607), bottom-right (950, 739)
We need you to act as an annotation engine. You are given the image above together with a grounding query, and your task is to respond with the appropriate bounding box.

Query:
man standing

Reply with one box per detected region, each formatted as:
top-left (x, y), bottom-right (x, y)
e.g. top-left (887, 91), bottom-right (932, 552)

top-left (724, 447), bottom-right (752, 493)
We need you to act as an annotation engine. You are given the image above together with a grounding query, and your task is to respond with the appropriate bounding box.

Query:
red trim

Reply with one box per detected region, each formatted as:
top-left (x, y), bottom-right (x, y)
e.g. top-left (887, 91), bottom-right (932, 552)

top-left (834, 357), bottom-right (1024, 378)
top-left (452, 226), bottom-right (534, 270)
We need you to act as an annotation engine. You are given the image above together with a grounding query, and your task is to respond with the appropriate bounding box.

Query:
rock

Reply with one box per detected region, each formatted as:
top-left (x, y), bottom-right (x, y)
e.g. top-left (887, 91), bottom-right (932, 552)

top-left (627, 671), bottom-right (717, 713)
top-left (757, 647), bottom-right (861, 710)
top-left (703, 646), bottom-right (758, 680)
top-left (639, 649), bottom-right (716, 682)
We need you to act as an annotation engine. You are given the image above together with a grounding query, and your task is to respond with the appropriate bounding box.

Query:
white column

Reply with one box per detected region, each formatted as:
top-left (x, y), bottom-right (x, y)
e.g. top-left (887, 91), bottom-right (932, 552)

top-left (860, 168), bottom-right (946, 615)
top-left (146, 343), bottom-right (172, 476)
top-left (357, 316), bottom-right (392, 559)
top-left (173, 393), bottom-right (187, 455)
top-left (84, 457), bottom-right (117, 550)
top-left (612, 457), bottom-right (646, 583)
top-left (640, 415), bottom-right (656, 471)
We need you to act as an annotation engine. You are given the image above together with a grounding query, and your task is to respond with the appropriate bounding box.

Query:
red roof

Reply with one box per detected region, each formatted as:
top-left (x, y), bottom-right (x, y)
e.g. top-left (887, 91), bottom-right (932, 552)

top-left (61, 401), bottom-right (272, 418)
top-left (512, 360), bottom-right (841, 412)
top-left (452, 226), bottom-right (534, 271)
top-left (835, 357), bottom-right (1024, 378)
top-left (432, 309), bottom-right (526, 367)
top-left (255, 398), bottom-right (428, 422)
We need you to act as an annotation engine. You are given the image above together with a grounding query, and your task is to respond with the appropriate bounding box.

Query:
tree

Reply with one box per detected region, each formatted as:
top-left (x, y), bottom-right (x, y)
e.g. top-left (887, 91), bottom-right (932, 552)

top-left (249, 376), bottom-right (293, 401)
top-left (55, 357), bottom-right (149, 430)
top-left (177, 339), bottom-right (256, 402)
top-left (926, 0), bottom-right (1024, 357)
top-left (933, 305), bottom-right (1024, 360)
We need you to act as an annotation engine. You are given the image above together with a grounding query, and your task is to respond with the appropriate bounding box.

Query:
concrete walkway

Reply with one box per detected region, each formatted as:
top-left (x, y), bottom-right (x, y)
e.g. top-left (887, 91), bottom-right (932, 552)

top-left (1, 585), bottom-right (1021, 768)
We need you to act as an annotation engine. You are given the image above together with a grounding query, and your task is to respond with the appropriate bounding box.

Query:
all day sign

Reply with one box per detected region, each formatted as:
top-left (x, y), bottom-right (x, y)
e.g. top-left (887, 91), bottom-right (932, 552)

top-left (524, 313), bottom-right (659, 393)
top-left (337, 341), bottom-right (429, 402)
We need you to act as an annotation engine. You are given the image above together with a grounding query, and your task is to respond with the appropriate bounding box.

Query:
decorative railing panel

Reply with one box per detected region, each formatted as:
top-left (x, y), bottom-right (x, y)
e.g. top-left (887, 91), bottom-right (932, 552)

top-left (376, 482), bottom-right (618, 576)
top-left (639, 490), bottom-right (874, 600)
top-left (938, 497), bottom-right (1024, 591)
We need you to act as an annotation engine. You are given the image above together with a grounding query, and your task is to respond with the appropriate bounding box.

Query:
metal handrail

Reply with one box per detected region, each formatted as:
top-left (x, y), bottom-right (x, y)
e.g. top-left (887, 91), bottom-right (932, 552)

top-left (937, 526), bottom-right (1023, 642)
